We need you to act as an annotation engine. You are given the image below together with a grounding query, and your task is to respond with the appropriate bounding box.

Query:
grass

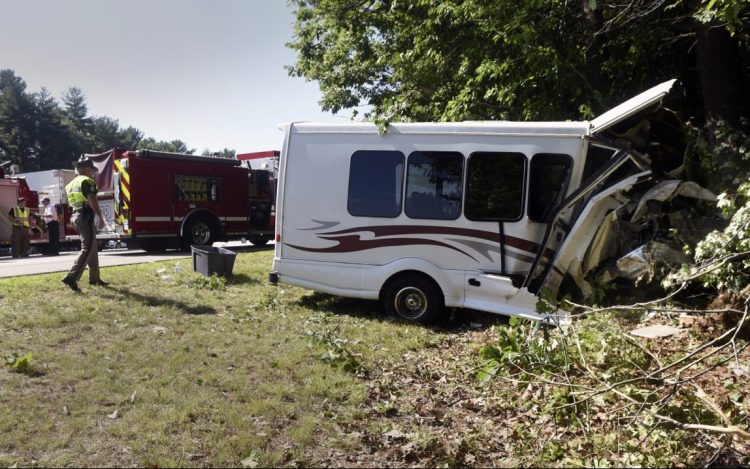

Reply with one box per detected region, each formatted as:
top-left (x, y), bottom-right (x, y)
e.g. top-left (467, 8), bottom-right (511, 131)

top-left (0, 250), bottom-right (438, 467)
top-left (2, 250), bottom-right (747, 467)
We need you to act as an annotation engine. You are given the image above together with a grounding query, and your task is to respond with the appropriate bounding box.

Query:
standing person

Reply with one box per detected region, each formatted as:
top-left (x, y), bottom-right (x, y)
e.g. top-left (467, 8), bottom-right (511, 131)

top-left (62, 156), bottom-right (108, 292)
top-left (41, 197), bottom-right (60, 256)
top-left (8, 197), bottom-right (31, 258)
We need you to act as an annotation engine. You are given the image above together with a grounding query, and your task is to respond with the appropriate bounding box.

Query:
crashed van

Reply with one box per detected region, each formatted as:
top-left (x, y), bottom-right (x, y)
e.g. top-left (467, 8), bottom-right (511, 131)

top-left (269, 79), bottom-right (715, 324)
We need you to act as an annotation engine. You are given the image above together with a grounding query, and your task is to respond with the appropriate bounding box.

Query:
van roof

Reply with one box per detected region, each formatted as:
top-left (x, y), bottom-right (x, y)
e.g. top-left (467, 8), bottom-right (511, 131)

top-left (285, 80), bottom-right (677, 140)
top-left (285, 120), bottom-right (591, 138)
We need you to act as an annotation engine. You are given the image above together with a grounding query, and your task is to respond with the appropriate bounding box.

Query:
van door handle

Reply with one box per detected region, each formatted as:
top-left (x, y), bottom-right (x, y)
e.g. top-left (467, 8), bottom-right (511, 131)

top-left (468, 278), bottom-right (481, 287)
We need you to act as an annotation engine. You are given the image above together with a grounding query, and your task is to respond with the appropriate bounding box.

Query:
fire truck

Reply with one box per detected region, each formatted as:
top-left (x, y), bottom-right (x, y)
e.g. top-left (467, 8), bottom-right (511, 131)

top-left (87, 148), bottom-right (277, 251)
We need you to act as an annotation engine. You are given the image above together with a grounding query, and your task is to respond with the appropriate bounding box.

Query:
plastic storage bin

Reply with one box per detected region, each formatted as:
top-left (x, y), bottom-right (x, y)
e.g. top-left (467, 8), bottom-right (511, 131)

top-left (191, 245), bottom-right (237, 277)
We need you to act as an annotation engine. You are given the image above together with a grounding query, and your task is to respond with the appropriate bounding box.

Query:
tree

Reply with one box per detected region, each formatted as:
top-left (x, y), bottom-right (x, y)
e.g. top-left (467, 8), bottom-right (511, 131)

top-left (139, 137), bottom-right (195, 154)
top-left (61, 87), bottom-right (94, 156)
top-left (90, 116), bottom-right (121, 151)
top-left (287, 0), bottom-right (749, 128)
top-left (0, 69), bottom-right (36, 168)
top-left (116, 126), bottom-right (144, 150)
top-left (201, 148), bottom-right (236, 158)
top-left (31, 87), bottom-right (77, 170)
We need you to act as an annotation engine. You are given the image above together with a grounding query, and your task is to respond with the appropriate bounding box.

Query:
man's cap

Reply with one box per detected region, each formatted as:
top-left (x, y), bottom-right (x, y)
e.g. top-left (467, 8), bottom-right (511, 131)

top-left (17, 197), bottom-right (26, 202)
top-left (73, 155), bottom-right (97, 170)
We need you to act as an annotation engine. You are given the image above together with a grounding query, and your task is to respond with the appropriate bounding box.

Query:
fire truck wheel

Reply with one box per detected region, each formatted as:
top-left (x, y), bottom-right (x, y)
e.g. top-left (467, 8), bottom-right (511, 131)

top-left (383, 273), bottom-right (444, 325)
top-left (183, 216), bottom-right (216, 247)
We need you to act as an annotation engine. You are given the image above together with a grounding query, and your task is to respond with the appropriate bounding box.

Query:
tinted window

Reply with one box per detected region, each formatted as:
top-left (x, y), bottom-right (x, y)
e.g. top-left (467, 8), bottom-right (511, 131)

top-left (465, 152), bottom-right (526, 221)
top-left (348, 150), bottom-right (404, 217)
top-left (528, 154), bottom-right (572, 222)
top-left (405, 151), bottom-right (463, 220)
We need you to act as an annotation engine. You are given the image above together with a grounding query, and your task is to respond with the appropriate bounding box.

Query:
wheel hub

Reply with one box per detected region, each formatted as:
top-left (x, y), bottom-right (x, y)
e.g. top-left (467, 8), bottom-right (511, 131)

top-left (395, 287), bottom-right (427, 317)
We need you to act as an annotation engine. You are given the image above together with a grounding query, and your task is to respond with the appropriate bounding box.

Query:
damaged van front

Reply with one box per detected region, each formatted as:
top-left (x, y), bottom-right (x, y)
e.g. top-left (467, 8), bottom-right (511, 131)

top-left (525, 79), bottom-right (716, 308)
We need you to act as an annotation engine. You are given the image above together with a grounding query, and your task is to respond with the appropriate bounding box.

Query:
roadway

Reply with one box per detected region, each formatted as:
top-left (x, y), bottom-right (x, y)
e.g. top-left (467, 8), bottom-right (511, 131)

top-left (0, 240), bottom-right (272, 278)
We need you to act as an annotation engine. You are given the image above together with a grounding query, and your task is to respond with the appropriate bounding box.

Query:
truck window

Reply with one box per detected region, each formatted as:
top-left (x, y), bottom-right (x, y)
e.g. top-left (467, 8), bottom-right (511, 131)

top-left (405, 151), bottom-right (463, 220)
top-left (528, 154), bottom-right (572, 222)
top-left (176, 175), bottom-right (221, 202)
top-left (347, 150), bottom-right (404, 218)
top-left (465, 152), bottom-right (526, 221)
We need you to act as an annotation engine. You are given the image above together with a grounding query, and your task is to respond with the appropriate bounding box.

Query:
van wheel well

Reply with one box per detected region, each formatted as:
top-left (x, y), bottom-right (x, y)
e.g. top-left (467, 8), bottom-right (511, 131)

top-left (380, 271), bottom-right (445, 325)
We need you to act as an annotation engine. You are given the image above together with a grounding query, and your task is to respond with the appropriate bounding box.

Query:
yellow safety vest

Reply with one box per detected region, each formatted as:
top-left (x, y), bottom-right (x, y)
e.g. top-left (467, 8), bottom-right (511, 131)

top-left (12, 207), bottom-right (30, 227)
top-left (66, 175), bottom-right (96, 211)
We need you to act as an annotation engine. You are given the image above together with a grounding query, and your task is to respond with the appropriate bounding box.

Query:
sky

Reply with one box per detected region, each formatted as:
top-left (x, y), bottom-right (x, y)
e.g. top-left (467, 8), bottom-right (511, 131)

top-left (0, 0), bottom-right (347, 154)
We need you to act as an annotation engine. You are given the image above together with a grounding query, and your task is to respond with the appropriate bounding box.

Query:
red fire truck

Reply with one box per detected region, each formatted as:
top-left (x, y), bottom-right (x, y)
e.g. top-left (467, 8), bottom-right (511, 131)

top-left (89, 148), bottom-right (277, 251)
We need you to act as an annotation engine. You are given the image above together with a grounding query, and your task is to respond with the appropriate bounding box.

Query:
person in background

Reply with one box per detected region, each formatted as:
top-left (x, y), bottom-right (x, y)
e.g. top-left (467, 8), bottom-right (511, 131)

top-left (41, 197), bottom-right (60, 256)
top-left (9, 197), bottom-right (31, 258)
top-left (62, 156), bottom-right (107, 292)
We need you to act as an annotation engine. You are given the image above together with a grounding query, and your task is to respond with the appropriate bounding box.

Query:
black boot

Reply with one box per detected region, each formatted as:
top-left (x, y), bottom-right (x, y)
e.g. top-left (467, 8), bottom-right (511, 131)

top-left (62, 277), bottom-right (81, 292)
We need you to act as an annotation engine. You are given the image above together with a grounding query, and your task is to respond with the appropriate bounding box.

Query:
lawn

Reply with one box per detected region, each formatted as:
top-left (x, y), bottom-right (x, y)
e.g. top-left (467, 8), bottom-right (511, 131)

top-left (1, 250), bottom-right (748, 467)
top-left (0, 250), bottom-right (442, 467)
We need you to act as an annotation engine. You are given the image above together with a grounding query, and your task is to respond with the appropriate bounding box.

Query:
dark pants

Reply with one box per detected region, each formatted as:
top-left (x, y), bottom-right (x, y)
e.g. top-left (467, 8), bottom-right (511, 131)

top-left (47, 220), bottom-right (60, 255)
top-left (11, 225), bottom-right (30, 258)
top-left (65, 213), bottom-right (100, 283)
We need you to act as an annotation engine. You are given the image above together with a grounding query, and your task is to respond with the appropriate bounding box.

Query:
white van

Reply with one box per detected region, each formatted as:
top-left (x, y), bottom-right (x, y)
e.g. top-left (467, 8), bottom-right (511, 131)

top-left (270, 80), bottom-right (685, 324)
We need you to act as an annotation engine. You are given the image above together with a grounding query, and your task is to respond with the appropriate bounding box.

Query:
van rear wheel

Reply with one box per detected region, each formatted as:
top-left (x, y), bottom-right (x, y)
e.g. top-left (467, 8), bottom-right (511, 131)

top-left (248, 234), bottom-right (271, 246)
top-left (384, 274), bottom-right (444, 325)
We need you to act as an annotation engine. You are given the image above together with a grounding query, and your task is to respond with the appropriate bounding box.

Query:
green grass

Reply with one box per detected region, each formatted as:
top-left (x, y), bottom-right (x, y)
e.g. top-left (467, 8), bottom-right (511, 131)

top-left (0, 250), bottom-right (437, 467)
top-left (3, 250), bottom-right (743, 467)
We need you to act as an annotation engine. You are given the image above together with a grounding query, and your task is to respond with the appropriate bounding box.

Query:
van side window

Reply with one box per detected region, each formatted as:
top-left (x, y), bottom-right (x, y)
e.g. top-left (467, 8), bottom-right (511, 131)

top-left (528, 154), bottom-right (572, 222)
top-left (465, 152), bottom-right (526, 221)
top-left (405, 151), bottom-right (463, 220)
top-left (348, 150), bottom-right (404, 217)
top-left (582, 145), bottom-right (616, 182)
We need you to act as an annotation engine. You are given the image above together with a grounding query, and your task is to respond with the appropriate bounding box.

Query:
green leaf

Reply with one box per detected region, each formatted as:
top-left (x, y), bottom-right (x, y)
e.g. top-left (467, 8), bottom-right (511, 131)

top-left (479, 345), bottom-right (503, 361)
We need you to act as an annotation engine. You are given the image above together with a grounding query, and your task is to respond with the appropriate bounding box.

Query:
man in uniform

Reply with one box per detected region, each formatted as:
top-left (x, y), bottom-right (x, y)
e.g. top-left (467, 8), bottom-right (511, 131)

top-left (8, 197), bottom-right (31, 258)
top-left (62, 156), bottom-right (107, 292)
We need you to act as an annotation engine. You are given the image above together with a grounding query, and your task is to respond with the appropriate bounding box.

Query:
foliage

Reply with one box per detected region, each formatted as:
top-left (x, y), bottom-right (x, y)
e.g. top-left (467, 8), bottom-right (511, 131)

top-left (0, 69), bottom-right (207, 172)
top-left (685, 118), bottom-right (750, 192)
top-left (697, 0), bottom-right (749, 34)
top-left (477, 308), bottom-right (750, 465)
top-left (179, 272), bottom-right (227, 291)
top-left (201, 148), bottom-right (236, 158)
top-left (691, 178), bottom-right (750, 290)
top-left (4, 351), bottom-right (34, 375)
top-left (288, 0), bottom-right (749, 127)
top-left (307, 326), bottom-right (363, 374)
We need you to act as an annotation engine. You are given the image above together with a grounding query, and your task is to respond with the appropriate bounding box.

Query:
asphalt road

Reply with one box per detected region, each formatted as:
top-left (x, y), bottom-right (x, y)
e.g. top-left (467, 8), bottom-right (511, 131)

top-left (0, 240), bottom-right (272, 278)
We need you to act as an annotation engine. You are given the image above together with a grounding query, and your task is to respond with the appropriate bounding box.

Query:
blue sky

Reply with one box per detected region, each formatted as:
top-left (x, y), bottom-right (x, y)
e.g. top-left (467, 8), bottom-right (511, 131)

top-left (0, 0), bottom-right (346, 153)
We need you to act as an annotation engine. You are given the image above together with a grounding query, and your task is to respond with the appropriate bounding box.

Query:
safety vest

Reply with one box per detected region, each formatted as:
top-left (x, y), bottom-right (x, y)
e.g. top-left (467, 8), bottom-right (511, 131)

top-left (66, 175), bottom-right (96, 211)
top-left (12, 207), bottom-right (29, 227)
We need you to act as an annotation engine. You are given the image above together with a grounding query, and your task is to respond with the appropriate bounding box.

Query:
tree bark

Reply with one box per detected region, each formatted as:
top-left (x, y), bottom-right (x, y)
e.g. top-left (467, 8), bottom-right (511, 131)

top-left (695, 25), bottom-right (745, 126)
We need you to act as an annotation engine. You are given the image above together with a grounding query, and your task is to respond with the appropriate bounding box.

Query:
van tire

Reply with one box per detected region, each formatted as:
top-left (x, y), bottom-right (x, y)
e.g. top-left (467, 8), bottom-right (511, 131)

top-left (383, 274), bottom-right (444, 325)
top-left (183, 216), bottom-right (217, 248)
top-left (248, 234), bottom-right (271, 246)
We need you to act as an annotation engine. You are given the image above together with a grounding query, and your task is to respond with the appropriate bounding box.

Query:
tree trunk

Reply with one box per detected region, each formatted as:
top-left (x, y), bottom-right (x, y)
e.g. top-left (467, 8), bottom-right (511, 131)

top-left (695, 25), bottom-right (745, 126)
